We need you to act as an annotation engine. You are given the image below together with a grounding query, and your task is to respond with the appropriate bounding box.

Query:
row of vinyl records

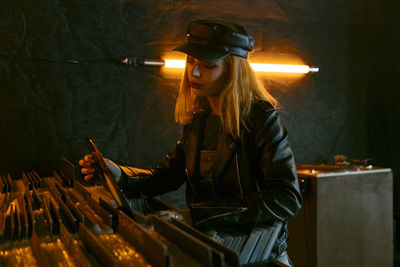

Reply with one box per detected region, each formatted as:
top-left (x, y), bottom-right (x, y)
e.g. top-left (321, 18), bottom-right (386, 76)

top-left (0, 163), bottom-right (282, 266)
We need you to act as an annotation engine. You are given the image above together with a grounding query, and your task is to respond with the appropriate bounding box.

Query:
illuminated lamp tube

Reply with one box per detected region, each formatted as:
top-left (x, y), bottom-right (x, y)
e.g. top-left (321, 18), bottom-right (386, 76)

top-left (164, 59), bottom-right (319, 73)
top-left (121, 58), bottom-right (319, 73)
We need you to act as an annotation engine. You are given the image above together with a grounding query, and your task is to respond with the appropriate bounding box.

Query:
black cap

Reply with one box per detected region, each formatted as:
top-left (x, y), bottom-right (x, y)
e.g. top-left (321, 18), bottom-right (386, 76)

top-left (173, 19), bottom-right (254, 62)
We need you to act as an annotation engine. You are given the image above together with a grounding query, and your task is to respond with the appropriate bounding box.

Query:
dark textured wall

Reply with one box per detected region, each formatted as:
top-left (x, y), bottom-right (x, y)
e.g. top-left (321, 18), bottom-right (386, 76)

top-left (0, 0), bottom-right (398, 212)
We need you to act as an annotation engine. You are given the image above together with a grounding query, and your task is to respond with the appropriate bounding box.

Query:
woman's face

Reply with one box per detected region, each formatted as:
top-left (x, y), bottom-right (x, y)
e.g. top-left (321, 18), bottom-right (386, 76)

top-left (186, 55), bottom-right (228, 97)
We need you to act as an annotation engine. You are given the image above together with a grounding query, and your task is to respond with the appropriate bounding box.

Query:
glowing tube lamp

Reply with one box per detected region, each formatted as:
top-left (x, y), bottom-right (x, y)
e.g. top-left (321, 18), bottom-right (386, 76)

top-left (121, 58), bottom-right (319, 73)
top-left (164, 59), bottom-right (318, 73)
top-left (164, 59), bottom-right (186, 68)
top-left (250, 63), bottom-right (319, 73)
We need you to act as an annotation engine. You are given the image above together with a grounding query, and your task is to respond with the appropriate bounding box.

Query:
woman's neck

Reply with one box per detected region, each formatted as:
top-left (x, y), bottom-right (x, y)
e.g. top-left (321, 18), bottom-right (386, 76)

top-left (207, 96), bottom-right (221, 115)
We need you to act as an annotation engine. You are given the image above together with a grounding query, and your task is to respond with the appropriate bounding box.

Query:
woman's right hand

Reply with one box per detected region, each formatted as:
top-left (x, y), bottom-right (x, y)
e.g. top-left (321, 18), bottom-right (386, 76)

top-left (79, 154), bottom-right (97, 181)
top-left (79, 154), bottom-right (122, 182)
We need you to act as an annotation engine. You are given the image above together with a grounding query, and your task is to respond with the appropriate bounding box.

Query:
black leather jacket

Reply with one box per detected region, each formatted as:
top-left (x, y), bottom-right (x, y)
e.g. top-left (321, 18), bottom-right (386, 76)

top-left (119, 100), bottom-right (302, 250)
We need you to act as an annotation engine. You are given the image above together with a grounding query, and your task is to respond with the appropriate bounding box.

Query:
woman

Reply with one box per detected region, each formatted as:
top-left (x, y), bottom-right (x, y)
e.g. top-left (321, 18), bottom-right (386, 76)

top-left (80, 19), bottom-right (302, 266)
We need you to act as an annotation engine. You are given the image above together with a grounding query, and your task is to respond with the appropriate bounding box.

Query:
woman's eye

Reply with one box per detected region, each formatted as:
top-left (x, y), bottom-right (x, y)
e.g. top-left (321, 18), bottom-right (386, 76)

top-left (204, 64), bottom-right (217, 69)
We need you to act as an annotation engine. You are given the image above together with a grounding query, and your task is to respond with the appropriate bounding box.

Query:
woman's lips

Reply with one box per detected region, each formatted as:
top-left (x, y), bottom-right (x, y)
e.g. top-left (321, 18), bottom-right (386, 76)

top-left (190, 82), bottom-right (202, 89)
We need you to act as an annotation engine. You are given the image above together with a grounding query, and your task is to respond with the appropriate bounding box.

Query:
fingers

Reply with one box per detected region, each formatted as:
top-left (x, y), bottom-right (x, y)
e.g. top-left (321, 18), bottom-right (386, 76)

top-left (85, 154), bottom-right (95, 163)
top-left (79, 154), bottom-right (96, 181)
top-left (79, 155), bottom-right (95, 167)
top-left (78, 159), bottom-right (85, 167)
top-left (81, 167), bottom-right (95, 175)
top-left (80, 166), bottom-right (95, 181)
top-left (84, 174), bottom-right (94, 181)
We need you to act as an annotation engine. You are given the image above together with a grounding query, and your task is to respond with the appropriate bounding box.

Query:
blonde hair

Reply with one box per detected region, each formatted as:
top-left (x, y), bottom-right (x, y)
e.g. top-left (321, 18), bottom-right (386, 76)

top-left (175, 55), bottom-right (277, 137)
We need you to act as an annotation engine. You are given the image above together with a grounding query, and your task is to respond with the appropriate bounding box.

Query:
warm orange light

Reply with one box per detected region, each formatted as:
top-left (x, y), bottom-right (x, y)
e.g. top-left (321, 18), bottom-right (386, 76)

top-left (164, 59), bottom-right (186, 68)
top-left (162, 59), bottom-right (318, 73)
top-left (250, 63), bottom-right (310, 73)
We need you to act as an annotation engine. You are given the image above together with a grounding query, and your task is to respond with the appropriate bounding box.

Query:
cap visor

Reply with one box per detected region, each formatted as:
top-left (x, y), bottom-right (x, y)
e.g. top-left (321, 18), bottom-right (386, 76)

top-left (173, 43), bottom-right (230, 62)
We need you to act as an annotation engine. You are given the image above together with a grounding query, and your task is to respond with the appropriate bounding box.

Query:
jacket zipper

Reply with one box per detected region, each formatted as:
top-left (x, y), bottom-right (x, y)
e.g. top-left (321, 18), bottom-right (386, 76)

top-left (235, 152), bottom-right (244, 198)
top-left (194, 207), bottom-right (248, 225)
top-left (185, 168), bottom-right (201, 201)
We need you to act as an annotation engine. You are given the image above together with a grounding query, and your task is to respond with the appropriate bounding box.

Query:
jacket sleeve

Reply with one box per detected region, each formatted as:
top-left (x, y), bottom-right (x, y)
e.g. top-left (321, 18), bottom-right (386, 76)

top-left (247, 107), bottom-right (303, 223)
top-left (191, 104), bottom-right (302, 228)
top-left (118, 138), bottom-right (187, 198)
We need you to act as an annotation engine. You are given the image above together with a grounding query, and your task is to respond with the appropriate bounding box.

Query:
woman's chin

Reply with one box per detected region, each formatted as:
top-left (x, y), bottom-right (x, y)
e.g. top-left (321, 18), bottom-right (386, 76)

top-left (191, 88), bottom-right (204, 96)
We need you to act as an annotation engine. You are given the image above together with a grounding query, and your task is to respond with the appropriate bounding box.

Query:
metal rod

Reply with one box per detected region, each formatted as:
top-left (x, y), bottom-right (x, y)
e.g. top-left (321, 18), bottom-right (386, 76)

top-left (144, 60), bottom-right (165, 66)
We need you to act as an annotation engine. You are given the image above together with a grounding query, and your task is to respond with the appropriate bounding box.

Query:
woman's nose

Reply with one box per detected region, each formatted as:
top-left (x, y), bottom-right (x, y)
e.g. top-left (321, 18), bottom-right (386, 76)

top-left (191, 64), bottom-right (201, 78)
